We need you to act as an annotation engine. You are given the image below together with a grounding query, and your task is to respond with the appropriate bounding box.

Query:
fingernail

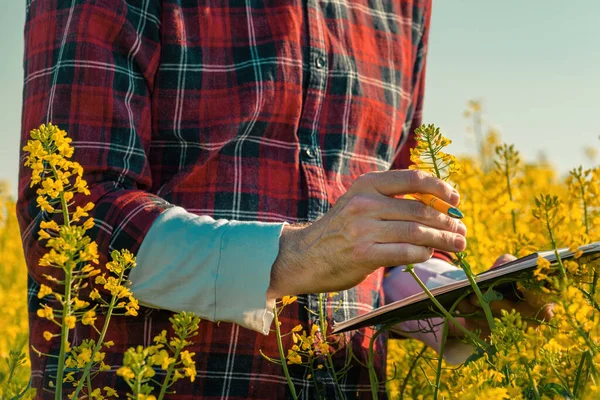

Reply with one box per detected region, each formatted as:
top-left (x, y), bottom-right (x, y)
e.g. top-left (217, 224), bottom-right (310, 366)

top-left (454, 235), bottom-right (466, 251)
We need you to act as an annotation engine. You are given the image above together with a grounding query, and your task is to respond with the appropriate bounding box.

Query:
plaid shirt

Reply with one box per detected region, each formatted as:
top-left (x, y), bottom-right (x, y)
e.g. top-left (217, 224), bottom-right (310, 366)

top-left (18, 0), bottom-right (431, 398)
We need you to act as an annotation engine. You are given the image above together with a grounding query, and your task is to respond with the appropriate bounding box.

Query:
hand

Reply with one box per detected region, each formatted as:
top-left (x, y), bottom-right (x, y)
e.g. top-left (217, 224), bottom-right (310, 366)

top-left (450, 254), bottom-right (554, 337)
top-left (267, 170), bottom-right (467, 299)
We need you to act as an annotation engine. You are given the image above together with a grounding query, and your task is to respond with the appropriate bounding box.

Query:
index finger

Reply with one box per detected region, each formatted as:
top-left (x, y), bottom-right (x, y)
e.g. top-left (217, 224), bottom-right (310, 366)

top-left (357, 170), bottom-right (460, 206)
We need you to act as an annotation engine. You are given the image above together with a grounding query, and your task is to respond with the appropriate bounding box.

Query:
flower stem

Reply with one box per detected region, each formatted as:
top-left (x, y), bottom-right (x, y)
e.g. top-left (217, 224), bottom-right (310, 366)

top-left (433, 319), bottom-right (448, 400)
top-left (543, 207), bottom-right (566, 278)
top-left (576, 174), bottom-right (590, 235)
top-left (367, 328), bottom-right (386, 400)
top-left (157, 346), bottom-right (182, 400)
top-left (454, 254), bottom-right (496, 330)
top-left (503, 157), bottom-right (517, 235)
top-left (425, 133), bottom-right (442, 179)
top-left (317, 293), bottom-right (345, 400)
top-left (406, 266), bottom-right (487, 348)
top-left (273, 305), bottom-right (298, 400)
top-left (54, 174), bottom-right (72, 400)
top-left (71, 268), bottom-right (126, 398)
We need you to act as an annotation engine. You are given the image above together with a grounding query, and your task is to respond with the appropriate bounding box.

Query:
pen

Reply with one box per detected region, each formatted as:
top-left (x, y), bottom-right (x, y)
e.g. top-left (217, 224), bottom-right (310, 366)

top-left (406, 193), bottom-right (464, 219)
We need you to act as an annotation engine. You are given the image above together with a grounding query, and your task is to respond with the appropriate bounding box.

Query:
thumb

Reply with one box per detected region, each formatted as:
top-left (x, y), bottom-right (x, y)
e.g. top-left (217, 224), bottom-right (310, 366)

top-left (491, 254), bottom-right (517, 269)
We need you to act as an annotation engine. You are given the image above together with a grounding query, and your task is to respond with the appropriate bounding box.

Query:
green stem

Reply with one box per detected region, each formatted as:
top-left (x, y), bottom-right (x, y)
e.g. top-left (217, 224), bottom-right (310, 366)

top-left (399, 345), bottom-right (428, 400)
top-left (71, 269), bottom-right (126, 398)
top-left (425, 134), bottom-right (441, 179)
top-left (134, 370), bottom-right (143, 398)
top-left (307, 362), bottom-right (324, 400)
top-left (455, 254), bottom-right (496, 330)
top-left (573, 351), bottom-right (591, 397)
top-left (549, 361), bottom-right (574, 398)
top-left (157, 346), bottom-right (182, 400)
top-left (504, 158), bottom-right (517, 235)
top-left (273, 305), bottom-right (298, 400)
top-left (577, 175), bottom-right (590, 236)
top-left (545, 209), bottom-right (566, 277)
top-left (86, 373), bottom-right (92, 396)
top-left (432, 319), bottom-right (448, 400)
top-left (407, 266), bottom-right (487, 348)
top-left (54, 178), bottom-right (72, 400)
top-left (317, 293), bottom-right (345, 400)
top-left (367, 328), bottom-right (387, 400)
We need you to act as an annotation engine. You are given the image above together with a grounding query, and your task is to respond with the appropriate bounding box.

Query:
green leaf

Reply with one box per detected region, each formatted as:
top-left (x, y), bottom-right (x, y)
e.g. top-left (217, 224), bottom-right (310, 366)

top-left (540, 382), bottom-right (571, 397)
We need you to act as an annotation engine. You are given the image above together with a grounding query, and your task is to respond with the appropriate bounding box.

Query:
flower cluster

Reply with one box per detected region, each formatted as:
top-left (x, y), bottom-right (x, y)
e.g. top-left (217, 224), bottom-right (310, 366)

top-left (117, 312), bottom-right (200, 399)
top-left (409, 124), bottom-right (461, 180)
top-left (388, 117), bottom-right (600, 400)
top-left (261, 294), bottom-right (350, 399)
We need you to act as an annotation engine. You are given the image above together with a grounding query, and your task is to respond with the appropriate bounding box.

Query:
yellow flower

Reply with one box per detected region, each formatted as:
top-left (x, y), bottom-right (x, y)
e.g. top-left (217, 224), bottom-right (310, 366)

top-left (116, 366), bottom-right (135, 381)
top-left (81, 310), bottom-right (97, 326)
top-left (151, 349), bottom-right (175, 370)
top-left (72, 202), bottom-right (94, 222)
top-left (281, 295), bottom-right (297, 306)
top-left (43, 331), bottom-right (53, 341)
top-left (89, 288), bottom-right (101, 300)
top-left (36, 196), bottom-right (55, 213)
top-left (38, 229), bottom-right (51, 240)
top-left (77, 347), bottom-right (92, 365)
top-left (287, 349), bottom-right (302, 365)
top-left (64, 315), bottom-right (76, 329)
top-left (37, 284), bottom-right (53, 299)
top-left (82, 217), bottom-right (95, 231)
top-left (73, 297), bottom-right (90, 310)
top-left (37, 305), bottom-right (54, 320)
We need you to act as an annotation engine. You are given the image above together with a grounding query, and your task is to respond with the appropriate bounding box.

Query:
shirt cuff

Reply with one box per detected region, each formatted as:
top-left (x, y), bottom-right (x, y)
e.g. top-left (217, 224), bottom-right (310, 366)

top-left (383, 258), bottom-right (472, 364)
top-left (129, 206), bottom-right (286, 336)
top-left (215, 220), bottom-right (286, 335)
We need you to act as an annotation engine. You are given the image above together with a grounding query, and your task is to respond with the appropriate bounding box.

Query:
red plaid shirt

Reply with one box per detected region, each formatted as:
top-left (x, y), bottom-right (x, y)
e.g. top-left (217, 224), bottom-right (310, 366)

top-left (19, 0), bottom-right (431, 398)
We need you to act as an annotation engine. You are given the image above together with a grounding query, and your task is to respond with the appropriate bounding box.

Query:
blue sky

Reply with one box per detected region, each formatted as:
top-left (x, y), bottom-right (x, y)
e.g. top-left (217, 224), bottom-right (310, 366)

top-left (1, 1), bottom-right (598, 196)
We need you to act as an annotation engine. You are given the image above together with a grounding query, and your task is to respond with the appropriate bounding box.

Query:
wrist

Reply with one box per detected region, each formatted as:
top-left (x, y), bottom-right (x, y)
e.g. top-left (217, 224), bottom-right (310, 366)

top-left (267, 223), bottom-right (310, 300)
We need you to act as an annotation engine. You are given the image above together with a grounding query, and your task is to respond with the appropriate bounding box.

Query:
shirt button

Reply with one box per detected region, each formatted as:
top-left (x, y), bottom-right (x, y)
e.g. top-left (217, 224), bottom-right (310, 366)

top-left (304, 147), bottom-right (315, 158)
top-left (315, 56), bottom-right (327, 69)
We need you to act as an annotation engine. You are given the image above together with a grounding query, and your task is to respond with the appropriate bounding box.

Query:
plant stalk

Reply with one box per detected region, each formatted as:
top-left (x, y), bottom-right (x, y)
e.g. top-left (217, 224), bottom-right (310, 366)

top-left (273, 305), bottom-right (298, 400)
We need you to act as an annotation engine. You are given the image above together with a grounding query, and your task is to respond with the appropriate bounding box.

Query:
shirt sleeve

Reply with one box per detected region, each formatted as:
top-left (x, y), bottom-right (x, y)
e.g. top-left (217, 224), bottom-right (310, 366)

top-left (383, 258), bottom-right (474, 365)
top-left (18, 0), bottom-right (168, 294)
top-left (129, 207), bottom-right (286, 335)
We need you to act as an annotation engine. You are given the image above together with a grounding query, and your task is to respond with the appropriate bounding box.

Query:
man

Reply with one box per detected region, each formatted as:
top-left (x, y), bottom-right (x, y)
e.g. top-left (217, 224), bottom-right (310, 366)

top-left (18, 1), bottom-right (546, 398)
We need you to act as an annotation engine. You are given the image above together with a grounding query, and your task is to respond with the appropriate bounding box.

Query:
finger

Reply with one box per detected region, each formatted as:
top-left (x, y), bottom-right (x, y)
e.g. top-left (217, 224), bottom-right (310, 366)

top-left (374, 220), bottom-right (467, 253)
top-left (469, 294), bottom-right (519, 315)
top-left (368, 242), bottom-right (434, 267)
top-left (470, 293), bottom-right (553, 322)
top-left (353, 170), bottom-right (460, 206)
top-left (373, 196), bottom-right (467, 236)
top-left (491, 254), bottom-right (517, 269)
top-left (446, 317), bottom-right (468, 338)
top-left (457, 299), bottom-right (479, 315)
top-left (463, 318), bottom-right (491, 337)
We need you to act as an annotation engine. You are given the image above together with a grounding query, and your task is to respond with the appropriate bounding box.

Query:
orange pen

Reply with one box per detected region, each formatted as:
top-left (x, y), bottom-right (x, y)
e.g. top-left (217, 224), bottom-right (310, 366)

top-left (406, 193), bottom-right (464, 219)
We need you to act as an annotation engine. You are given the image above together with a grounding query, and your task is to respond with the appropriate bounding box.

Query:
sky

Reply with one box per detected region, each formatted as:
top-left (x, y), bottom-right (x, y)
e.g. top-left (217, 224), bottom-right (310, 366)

top-left (0, 1), bottom-right (598, 196)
